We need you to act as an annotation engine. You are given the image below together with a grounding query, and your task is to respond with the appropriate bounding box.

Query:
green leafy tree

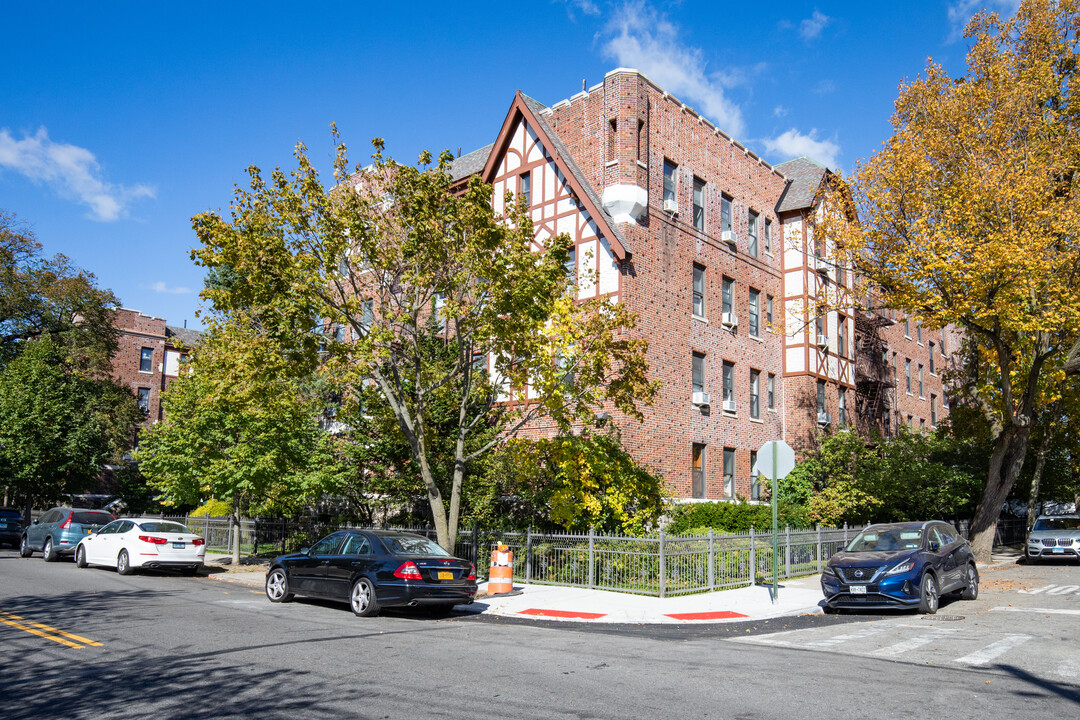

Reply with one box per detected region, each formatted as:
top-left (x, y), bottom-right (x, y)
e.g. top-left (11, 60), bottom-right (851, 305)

top-left (190, 133), bottom-right (657, 551)
top-left (0, 336), bottom-right (140, 520)
top-left (826, 1), bottom-right (1080, 560)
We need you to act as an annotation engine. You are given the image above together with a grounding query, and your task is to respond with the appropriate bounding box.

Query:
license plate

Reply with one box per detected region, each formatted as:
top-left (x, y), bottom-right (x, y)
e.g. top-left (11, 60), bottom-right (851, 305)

top-left (437, 571), bottom-right (453, 580)
top-left (1053, 548), bottom-right (1064, 553)
top-left (173, 542), bottom-right (185, 549)
top-left (850, 585), bottom-right (867, 595)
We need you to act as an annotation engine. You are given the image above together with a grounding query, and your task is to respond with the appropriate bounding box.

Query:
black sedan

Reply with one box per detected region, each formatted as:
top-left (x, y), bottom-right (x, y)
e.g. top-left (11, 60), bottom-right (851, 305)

top-left (821, 521), bottom-right (978, 614)
top-left (264, 530), bottom-right (477, 616)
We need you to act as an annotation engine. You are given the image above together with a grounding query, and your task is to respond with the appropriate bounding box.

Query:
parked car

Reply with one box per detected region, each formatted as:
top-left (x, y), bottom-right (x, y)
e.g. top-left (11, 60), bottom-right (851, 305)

top-left (0, 507), bottom-right (25, 548)
top-left (21, 507), bottom-right (115, 561)
top-left (821, 521), bottom-right (979, 615)
top-left (265, 529), bottom-right (477, 616)
top-left (1025, 514), bottom-right (1080, 563)
top-left (75, 518), bottom-right (206, 575)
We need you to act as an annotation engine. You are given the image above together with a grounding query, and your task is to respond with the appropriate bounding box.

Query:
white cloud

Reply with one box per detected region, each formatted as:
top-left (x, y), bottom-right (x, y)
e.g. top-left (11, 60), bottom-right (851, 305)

top-left (149, 281), bottom-right (193, 295)
top-left (799, 10), bottom-right (831, 41)
top-left (773, 105), bottom-right (789, 119)
top-left (0, 126), bottom-right (154, 221)
top-left (947, 0), bottom-right (1020, 42)
top-left (561, 0), bottom-right (600, 19)
top-left (601, 1), bottom-right (746, 137)
top-left (763, 129), bottom-right (841, 169)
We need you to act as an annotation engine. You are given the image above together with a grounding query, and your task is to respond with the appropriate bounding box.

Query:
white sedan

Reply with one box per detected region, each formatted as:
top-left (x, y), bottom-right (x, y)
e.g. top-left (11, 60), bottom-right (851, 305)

top-left (75, 518), bottom-right (206, 576)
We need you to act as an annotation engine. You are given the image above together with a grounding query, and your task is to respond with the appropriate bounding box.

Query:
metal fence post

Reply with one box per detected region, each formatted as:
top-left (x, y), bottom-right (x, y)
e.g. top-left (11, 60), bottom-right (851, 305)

top-left (281, 518), bottom-right (287, 554)
top-left (749, 526), bottom-right (756, 583)
top-left (843, 522), bottom-right (849, 546)
top-left (708, 528), bottom-right (715, 591)
top-left (816, 524), bottom-right (822, 572)
top-left (253, 518), bottom-right (259, 556)
top-left (588, 528), bottom-right (595, 590)
top-left (525, 526), bottom-right (533, 584)
top-left (471, 524), bottom-right (479, 571)
top-left (659, 530), bottom-right (666, 599)
top-left (784, 525), bottom-right (791, 579)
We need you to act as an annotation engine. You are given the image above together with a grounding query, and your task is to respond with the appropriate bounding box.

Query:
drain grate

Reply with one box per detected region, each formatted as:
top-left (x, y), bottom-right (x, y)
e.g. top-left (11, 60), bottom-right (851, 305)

top-left (922, 614), bottom-right (965, 621)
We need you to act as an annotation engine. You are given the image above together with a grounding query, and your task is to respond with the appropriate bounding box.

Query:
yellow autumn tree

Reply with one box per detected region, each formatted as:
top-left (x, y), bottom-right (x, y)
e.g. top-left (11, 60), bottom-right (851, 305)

top-left (828, 0), bottom-right (1080, 561)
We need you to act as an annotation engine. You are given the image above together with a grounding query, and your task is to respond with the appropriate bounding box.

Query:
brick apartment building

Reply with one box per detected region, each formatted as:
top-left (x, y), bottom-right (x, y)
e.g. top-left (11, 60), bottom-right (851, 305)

top-left (112, 308), bottom-right (202, 435)
top-left (443, 68), bottom-right (954, 502)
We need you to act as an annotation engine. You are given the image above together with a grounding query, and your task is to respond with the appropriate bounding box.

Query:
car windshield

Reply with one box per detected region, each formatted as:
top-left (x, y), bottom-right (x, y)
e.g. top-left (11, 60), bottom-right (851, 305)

top-left (846, 528), bottom-right (923, 552)
top-left (1033, 517), bottom-right (1080, 531)
top-left (137, 521), bottom-right (192, 533)
top-left (72, 511), bottom-right (114, 525)
top-left (380, 534), bottom-right (452, 557)
top-left (0, 509), bottom-right (21, 519)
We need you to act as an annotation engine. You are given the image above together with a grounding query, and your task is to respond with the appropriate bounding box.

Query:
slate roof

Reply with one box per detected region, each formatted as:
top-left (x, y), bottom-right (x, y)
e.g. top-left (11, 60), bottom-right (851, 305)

top-left (449, 143), bottom-right (493, 182)
top-left (165, 325), bottom-right (204, 348)
top-left (775, 156), bottom-right (830, 213)
top-left (516, 94), bottom-right (632, 258)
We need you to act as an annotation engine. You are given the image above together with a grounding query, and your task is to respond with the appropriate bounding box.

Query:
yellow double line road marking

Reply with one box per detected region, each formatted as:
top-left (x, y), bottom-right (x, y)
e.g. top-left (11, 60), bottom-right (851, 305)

top-left (0, 610), bottom-right (103, 649)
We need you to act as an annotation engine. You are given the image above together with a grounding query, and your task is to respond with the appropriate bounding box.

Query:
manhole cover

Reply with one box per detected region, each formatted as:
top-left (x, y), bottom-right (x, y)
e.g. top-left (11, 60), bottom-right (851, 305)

top-left (922, 615), bottom-right (965, 621)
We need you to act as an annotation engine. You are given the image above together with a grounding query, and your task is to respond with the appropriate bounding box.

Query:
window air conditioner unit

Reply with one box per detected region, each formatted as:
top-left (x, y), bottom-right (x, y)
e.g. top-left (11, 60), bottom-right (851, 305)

top-left (721, 230), bottom-right (738, 247)
top-left (664, 199), bottom-right (679, 214)
top-left (722, 312), bottom-right (738, 328)
top-left (692, 391), bottom-right (711, 406)
top-left (816, 334), bottom-right (829, 348)
top-left (723, 399), bottom-right (737, 413)
top-left (817, 411), bottom-right (831, 426)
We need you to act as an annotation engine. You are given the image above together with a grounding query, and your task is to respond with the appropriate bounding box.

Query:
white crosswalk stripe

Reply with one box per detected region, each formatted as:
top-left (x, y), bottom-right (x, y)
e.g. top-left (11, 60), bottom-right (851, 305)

top-left (804, 623), bottom-right (894, 648)
top-left (871, 627), bottom-right (960, 657)
top-left (952, 635), bottom-right (1032, 665)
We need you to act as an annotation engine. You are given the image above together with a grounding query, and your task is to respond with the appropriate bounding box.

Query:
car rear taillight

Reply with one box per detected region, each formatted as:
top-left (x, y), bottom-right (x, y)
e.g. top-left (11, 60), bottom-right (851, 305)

top-left (59, 513), bottom-right (72, 529)
top-left (192, 538), bottom-right (205, 546)
top-left (139, 535), bottom-right (167, 545)
top-left (393, 561), bottom-right (423, 580)
top-left (468, 563), bottom-right (476, 581)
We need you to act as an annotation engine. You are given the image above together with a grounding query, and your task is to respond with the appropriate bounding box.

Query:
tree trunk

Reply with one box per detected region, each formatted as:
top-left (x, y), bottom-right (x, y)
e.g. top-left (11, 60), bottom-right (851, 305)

top-left (1026, 428), bottom-right (1051, 530)
top-left (969, 425), bottom-right (1031, 563)
top-left (231, 496), bottom-right (241, 565)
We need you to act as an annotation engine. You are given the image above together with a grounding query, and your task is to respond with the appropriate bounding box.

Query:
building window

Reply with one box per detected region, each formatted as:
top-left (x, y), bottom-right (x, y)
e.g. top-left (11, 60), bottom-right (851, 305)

top-left (766, 295), bottom-right (774, 327)
top-left (692, 264), bottom-right (706, 318)
top-left (931, 394), bottom-right (938, 426)
top-left (636, 119), bottom-right (645, 161)
top-left (693, 177), bottom-right (705, 231)
top-left (764, 218), bottom-right (772, 254)
top-left (748, 210), bottom-right (759, 257)
top-left (723, 448), bottom-right (735, 498)
top-left (918, 364), bottom-right (924, 398)
top-left (837, 314), bottom-right (846, 356)
top-left (137, 387), bottom-right (150, 414)
top-left (722, 277), bottom-right (733, 317)
top-left (333, 323), bottom-right (346, 342)
top-left (139, 347), bottom-right (153, 373)
top-left (750, 369), bottom-right (760, 420)
top-left (917, 324), bottom-right (923, 344)
top-left (607, 119), bottom-right (617, 163)
top-left (722, 361), bottom-right (734, 405)
top-left (815, 314), bottom-right (825, 344)
top-left (721, 193), bottom-right (732, 234)
top-left (941, 329), bottom-right (948, 354)
top-left (692, 352), bottom-right (706, 396)
top-left (767, 373), bottom-right (776, 410)
top-left (565, 246), bottom-right (576, 278)
top-left (361, 298), bottom-right (374, 331)
top-left (519, 171), bottom-right (531, 204)
top-left (838, 387), bottom-right (847, 427)
top-left (817, 380), bottom-right (826, 416)
top-left (749, 289), bottom-right (761, 337)
top-left (663, 160), bottom-right (678, 207)
top-left (433, 293), bottom-right (446, 331)
top-left (750, 450), bottom-right (760, 500)
top-left (929, 342), bottom-right (936, 374)
top-left (692, 444), bottom-right (706, 498)
top-left (905, 359), bottom-right (912, 393)
top-left (904, 318), bottom-right (911, 338)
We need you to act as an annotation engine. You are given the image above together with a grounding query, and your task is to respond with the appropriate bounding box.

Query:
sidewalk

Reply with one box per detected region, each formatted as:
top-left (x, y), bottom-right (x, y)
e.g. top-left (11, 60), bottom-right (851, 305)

top-left (201, 550), bottom-right (1022, 624)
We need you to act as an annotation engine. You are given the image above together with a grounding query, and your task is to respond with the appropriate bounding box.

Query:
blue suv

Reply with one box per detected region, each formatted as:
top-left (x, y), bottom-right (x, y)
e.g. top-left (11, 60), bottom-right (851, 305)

top-left (21, 507), bottom-right (115, 561)
top-left (821, 521), bottom-right (979, 614)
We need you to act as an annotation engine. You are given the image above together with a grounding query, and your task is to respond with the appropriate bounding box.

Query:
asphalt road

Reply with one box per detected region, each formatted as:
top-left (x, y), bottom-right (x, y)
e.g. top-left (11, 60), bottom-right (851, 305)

top-left (1, 548), bottom-right (1077, 719)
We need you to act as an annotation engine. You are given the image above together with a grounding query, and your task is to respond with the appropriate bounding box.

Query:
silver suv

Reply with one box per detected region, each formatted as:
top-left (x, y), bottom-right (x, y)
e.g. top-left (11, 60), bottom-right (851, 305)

top-left (1026, 514), bottom-right (1080, 563)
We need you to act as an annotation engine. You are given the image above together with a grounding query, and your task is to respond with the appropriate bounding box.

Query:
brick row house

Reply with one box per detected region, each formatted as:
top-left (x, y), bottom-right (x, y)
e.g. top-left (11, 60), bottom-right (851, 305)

top-left (441, 68), bottom-right (953, 502)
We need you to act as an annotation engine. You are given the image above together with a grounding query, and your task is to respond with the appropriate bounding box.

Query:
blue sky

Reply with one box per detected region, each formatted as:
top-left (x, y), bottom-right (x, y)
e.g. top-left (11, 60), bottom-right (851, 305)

top-left (1, 1), bottom-right (1019, 330)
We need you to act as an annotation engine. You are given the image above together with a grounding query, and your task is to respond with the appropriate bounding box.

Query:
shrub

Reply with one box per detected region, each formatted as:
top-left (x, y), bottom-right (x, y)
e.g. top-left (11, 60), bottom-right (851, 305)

top-left (665, 500), bottom-right (811, 535)
top-left (190, 499), bottom-right (233, 518)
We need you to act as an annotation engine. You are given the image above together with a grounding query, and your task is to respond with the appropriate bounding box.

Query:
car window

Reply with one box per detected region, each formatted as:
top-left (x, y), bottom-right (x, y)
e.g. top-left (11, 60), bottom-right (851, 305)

top-left (40, 510), bottom-right (59, 524)
top-left (341, 534), bottom-right (371, 555)
top-left (927, 527), bottom-right (946, 550)
top-left (72, 511), bottom-right (113, 525)
top-left (117, 521), bottom-right (135, 533)
top-left (310, 534), bottom-right (345, 556)
top-left (936, 525), bottom-right (957, 545)
top-left (1033, 517), bottom-right (1080, 531)
top-left (846, 529), bottom-right (922, 552)
top-left (137, 521), bottom-right (191, 533)
top-left (378, 534), bottom-right (452, 557)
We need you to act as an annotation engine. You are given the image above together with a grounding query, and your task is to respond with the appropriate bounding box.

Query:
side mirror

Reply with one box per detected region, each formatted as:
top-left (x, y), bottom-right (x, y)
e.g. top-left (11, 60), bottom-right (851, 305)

top-left (928, 540), bottom-right (940, 552)
top-left (300, 547), bottom-right (310, 555)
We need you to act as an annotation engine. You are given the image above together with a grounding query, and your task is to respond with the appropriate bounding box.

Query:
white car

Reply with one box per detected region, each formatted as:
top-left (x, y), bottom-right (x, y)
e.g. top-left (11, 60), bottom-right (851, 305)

top-left (75, 518), bottom-right (206, 576)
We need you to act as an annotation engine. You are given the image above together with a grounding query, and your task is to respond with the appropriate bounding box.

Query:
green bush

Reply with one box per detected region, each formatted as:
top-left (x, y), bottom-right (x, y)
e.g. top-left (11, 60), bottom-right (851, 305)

top-left (190, 499), bottom-right (233, 518)
top-left (665, 500), bottom-right (810, 535)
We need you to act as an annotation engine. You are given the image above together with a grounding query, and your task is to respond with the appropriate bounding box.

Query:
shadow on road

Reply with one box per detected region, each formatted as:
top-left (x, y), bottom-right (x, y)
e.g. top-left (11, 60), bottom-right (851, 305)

top-left (996, 664), bottom-right (1080, 706)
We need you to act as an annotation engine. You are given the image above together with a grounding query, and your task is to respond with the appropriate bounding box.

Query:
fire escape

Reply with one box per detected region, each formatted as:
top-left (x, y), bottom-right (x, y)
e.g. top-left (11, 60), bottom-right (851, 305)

top-left (854, 309), bottom-right (895, 436)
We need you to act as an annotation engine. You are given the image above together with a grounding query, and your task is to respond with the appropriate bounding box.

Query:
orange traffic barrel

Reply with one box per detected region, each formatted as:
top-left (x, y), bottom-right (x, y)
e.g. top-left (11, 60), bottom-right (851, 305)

top-left (487, 543), bottom-right (514, 594)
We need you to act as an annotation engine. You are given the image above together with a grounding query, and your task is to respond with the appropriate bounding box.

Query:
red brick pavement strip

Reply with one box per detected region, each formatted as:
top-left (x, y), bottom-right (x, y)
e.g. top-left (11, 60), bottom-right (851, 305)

top-left (519, 608), bottom-right (607, 619)
top-left (664, 611), bottom-right (748, 621)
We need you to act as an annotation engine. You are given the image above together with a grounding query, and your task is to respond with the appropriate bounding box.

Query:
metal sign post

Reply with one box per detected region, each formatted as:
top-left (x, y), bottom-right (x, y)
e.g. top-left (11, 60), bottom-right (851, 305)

top-left (752, 440), bottom-right (796, 604)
